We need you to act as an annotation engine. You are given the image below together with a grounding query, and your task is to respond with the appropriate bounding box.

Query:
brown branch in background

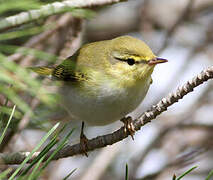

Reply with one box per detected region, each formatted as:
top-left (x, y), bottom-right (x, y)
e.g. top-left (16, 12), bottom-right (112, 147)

top-left (0, 65), bottom-right (212, 164)
top-left (8, 14), bottom-right (72, 62)
top-left (79, 144), bottom-right (122, 180)
top-left (59, 17), bottom-right (84, 59)
top-left (157, 0), bottom-right (194, 54)
top-left (192, 1), bottom-right (213, 17)
top-left (139, 0), bottom-right (152, 33)
top-left (129, 127), bottom-right (172, 179)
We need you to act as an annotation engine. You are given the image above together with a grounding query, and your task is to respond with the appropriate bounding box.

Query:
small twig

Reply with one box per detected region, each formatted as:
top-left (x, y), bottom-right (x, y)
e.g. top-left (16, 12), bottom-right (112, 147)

top-left (0, 65), bottom-right (212, 164)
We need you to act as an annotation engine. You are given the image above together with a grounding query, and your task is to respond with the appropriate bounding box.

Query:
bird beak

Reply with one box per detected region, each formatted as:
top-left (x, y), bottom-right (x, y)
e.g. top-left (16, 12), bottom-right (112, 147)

top-left (148, 57), bottom-right (168, 65)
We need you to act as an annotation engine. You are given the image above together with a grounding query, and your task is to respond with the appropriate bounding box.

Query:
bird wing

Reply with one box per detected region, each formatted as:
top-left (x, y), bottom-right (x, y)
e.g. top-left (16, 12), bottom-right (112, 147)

top-left (29, 66), bottom-right (53, 76)
top-left (52, 58), bottom-right (88, 82)
top-left (30, 54), bottom-right (88, 82)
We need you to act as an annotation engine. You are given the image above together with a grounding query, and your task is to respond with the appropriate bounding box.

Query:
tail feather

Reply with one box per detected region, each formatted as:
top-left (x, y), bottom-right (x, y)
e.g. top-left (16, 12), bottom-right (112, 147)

top-left (29, 67), bottom-right (53, 76)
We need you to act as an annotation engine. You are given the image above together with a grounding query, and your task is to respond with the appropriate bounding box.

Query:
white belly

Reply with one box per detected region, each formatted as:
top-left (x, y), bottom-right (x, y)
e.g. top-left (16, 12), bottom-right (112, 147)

top-left (59, 78), bottom-right (151, 126)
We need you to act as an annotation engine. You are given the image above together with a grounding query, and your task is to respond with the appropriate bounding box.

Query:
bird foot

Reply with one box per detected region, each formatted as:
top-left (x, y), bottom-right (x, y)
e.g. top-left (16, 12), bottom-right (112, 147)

top-left (120, 116), bottom-right (135, 140)
top-left (80, 122), bottom-right (89, 157)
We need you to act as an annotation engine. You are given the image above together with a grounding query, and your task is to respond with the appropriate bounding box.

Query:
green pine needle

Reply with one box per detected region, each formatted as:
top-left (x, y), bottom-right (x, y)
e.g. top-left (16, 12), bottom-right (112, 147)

top-left (63, 168), bottom-right (77, 180)
top-left (0, 105), bottom-right (16, 145)
top-left (205, 170), bottom-right (213, 180)
top-left (9, 122), bottom-right (60, 180)
top-left (174, 166), bottom-right (198, 180)
top-left (125, 163), bottom-right (129, 180)
top-left (32, 128), bottom-right (74, 179)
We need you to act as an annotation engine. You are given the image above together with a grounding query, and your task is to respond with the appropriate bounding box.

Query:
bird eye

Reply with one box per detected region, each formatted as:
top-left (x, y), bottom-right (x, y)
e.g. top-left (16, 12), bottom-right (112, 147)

top-left (127, 58), bottom-right (135, 66)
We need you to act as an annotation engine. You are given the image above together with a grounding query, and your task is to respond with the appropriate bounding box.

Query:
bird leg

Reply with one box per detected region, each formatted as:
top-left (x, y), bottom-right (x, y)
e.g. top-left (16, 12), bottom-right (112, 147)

top-left (120, 116), bottom-right (135, 140)
top-left (80, 121), bottom-right (89, 157)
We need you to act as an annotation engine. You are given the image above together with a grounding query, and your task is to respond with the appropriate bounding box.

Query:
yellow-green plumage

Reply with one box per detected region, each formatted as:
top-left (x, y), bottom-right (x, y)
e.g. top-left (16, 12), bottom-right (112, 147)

top-left (29, 66), bottom-right (53, 76)
top-left (31, 36), bottom-right (167, 125)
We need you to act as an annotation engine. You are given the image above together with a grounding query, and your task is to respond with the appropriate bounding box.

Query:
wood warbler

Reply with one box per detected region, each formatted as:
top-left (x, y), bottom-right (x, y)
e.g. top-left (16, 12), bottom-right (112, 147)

top-left (30, 36), bottom-right (167, 142)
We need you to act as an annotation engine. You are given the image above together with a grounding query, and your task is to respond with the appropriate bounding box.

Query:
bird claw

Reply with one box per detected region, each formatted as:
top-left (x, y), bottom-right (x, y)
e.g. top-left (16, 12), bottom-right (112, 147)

top-left (120, 116), bottom-right (135, 140)
top-left (80, 122), bottom-right (89, 157)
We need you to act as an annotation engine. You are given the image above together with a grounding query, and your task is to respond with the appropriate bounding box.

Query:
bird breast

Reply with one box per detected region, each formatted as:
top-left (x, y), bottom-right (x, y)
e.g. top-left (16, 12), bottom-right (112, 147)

top-left (59, 76), bottom-right (152, 126)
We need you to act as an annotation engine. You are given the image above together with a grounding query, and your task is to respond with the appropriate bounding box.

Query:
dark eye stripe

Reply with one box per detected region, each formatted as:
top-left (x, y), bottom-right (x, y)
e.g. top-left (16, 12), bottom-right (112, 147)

top-left (115, 57), bottom-right (148, 65)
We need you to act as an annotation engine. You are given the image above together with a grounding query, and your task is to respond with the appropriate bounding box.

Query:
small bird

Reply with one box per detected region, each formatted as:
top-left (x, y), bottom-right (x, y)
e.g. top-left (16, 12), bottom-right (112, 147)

top-left (31, 36), bottom-right (167, 154)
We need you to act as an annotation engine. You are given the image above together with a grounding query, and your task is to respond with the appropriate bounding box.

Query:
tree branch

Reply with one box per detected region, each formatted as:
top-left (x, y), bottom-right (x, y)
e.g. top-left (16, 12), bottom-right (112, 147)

top-left (1, 66), bottom-right (213, 165)
top-left (0, 0), bottom-right (126, 31)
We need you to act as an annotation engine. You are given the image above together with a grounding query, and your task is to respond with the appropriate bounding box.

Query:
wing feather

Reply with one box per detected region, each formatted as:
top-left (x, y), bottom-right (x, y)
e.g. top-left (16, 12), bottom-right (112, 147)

top-left (52, 57), bottom-right (88, 82)
top-left (29, 51), bottom-right (88, 82)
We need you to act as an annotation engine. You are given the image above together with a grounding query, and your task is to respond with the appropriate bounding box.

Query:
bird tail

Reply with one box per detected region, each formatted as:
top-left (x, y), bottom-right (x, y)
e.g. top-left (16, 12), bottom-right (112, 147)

top-left (28, 66), bottom-right (54, 76)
